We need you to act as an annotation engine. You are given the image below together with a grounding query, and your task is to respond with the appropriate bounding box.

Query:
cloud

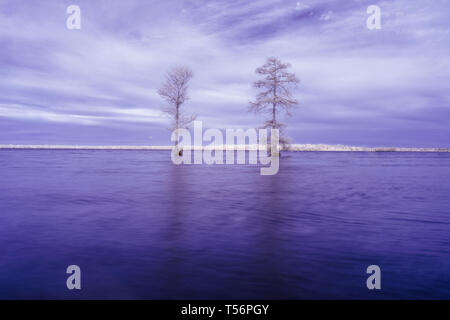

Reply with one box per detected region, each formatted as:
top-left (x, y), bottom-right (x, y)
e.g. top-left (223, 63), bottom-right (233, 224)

top-left (0, 0), bottom-right (449, 146)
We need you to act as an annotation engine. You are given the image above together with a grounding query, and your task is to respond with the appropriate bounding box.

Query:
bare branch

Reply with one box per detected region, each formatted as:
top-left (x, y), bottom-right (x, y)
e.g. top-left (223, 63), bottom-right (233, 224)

top-left (248, 57), bottom-right (300, 147)
top-left (157, 66), bottom-right (196, 132)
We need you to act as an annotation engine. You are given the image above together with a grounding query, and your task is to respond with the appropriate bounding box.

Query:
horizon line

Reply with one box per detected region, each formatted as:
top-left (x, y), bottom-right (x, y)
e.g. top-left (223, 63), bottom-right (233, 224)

top-left (1, 144), bottom-right (450, 152)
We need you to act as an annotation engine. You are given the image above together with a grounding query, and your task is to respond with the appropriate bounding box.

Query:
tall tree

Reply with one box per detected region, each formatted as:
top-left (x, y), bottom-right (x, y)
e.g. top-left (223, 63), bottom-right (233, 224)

top-left (158, 67), bottom-right (196, 152)
top-left (249, 57), bottom-right (299, 149)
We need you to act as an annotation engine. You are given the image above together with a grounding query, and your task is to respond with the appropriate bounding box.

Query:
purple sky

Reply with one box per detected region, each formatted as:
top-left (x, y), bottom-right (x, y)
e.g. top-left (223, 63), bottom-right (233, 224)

top-left (1, 0), bottom-right (449, 147)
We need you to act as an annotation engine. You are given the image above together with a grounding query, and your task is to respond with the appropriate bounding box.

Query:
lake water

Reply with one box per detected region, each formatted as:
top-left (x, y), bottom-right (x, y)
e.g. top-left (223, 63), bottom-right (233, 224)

top-left (0, 150), bottom-right (449, 299)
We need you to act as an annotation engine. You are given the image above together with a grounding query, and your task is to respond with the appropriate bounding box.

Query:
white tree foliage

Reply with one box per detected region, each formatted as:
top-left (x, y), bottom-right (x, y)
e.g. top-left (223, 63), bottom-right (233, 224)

top-left (249, 57), bottom-right (299, 147)
top-left (158, 67), bottom-right (196, 135)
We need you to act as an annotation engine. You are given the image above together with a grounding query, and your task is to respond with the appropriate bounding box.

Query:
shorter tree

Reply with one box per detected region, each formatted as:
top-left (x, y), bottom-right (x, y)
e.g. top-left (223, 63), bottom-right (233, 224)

top-left (158, 66), bottom-right (196, 154)
top-left (249, 57), bottom-right (299, 150)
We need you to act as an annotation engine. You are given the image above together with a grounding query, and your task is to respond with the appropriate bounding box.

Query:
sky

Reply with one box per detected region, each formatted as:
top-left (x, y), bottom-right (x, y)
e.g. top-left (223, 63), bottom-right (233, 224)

top-left (0, 0), bottom-right (449, 147)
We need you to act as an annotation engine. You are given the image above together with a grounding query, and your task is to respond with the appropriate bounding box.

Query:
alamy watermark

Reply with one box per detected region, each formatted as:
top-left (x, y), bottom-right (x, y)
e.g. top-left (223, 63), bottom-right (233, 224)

top-left (63, 263), bottom-right (381, 291)
top-left (65, 4), bottom-right (381, 31)
top-left (367, 5), bottom-right (381, 30)
top-left (66, 265), bottom-right (81, 290)
top-left (170, 121), bottom-right (280, 176)
top-left (66, 5), bottom-right (81, 30)
top-left (366, 265), bottom-right (381, 290)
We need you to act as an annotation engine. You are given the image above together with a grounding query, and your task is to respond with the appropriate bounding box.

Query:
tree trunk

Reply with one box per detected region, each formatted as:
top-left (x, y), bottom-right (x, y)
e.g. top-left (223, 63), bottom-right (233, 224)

top-left (271, 72), bottom-right (279, 157)
top-left (175, 102), bottom-right (182, 155)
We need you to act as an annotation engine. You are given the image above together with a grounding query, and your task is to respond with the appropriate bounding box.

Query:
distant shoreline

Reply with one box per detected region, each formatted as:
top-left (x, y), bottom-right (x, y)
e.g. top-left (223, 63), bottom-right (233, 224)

top-left (1, 144), bottom-right (449, 152)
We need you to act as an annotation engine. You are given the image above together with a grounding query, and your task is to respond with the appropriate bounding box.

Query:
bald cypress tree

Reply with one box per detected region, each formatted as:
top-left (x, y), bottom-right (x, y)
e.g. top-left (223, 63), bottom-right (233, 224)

top-left (249, 57), bottom-right (299, 150)
top-left (158, 66), bottom-right (196, 155)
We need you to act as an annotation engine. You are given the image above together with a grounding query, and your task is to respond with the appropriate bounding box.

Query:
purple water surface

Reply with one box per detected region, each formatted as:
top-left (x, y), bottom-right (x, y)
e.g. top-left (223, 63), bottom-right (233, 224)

top-left (0, 150), bottom-right (449, 299)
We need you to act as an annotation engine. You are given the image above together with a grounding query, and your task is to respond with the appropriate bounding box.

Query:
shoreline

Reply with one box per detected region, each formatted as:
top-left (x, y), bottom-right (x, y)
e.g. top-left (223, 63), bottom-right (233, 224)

top-left (1, 144), bottom-right (449, 152)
